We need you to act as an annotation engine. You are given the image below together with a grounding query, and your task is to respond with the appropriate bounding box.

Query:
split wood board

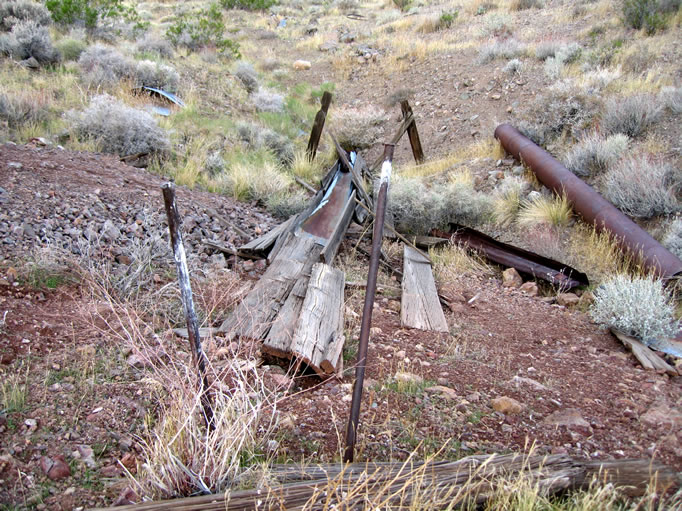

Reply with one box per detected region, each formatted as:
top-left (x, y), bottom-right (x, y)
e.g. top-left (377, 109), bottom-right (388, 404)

top-left (219, 231), bottom-right (323, 339)
top-left (290, 263), bottom-right (345, 376)
top-left (401, 245), bottom-right (448, 332)
top-left (611, 329), bottom-right (678, 376)
top-left (239, 216), bottom-right (297, 256)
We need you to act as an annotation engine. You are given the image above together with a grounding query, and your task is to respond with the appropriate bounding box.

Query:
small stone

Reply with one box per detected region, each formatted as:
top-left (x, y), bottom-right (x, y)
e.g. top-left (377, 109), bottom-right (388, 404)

top-left (370, 327), bottom-right (382, 336)
top-left (318, 41), bottom-right (338, 52)
top-left (293, 60), bottom-right (312, 70)
top-left (557, 293), bottom-right (580, 307)
top-left (544, 408), bottom-right (592, 432)
top-left (519, 281), bottom-right (538, 296)
top-left (490, 94), bottom-right (501, 100)
top-left (271, 373), bottom-right (293, 387)
top-left (394, 371), bottom-right (423, 385)
top-left (491, 396), bottom-right (523, 414)
top-left (40, 455), bottom-right (71, 480)
top-left (7, 161), bottom-right (23, 169)
top-left (425, 385), bottom-right (457, 400)
top-left (242, 260), bottom-right (255, 272)
top-left (512, 375), bottom-right (547, 391)
top-left (502, 268), bottom-right (523, 288)
top-left (115, 254), bottom-right (132, 265)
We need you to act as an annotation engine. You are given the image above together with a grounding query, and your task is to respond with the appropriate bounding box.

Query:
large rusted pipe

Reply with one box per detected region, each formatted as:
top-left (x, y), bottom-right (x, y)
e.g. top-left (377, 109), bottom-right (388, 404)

top-left (494, 124), bottom-right (682, 279)
top-left (344, 143), bottom-right (394, 463)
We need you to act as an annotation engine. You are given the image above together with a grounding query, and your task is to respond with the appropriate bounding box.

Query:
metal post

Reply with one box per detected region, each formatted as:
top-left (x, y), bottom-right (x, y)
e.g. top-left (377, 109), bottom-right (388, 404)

top-left (162, 182), bottom-right (215, 431)
top-left (343, 144), bottom-right (394, 463)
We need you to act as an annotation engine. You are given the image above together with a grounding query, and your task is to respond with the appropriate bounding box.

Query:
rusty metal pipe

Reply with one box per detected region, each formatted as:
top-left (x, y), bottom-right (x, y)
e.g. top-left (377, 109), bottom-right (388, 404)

top-left (344, 144), bottom-right (394, 463)
top-left (494, 124), bottom-right (682, 279)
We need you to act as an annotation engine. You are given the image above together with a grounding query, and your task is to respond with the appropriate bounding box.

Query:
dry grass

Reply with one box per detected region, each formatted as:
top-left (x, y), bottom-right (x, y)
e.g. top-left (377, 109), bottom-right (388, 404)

top-left (517, 194), bottom-right (573, 228)
top-left (431, 241), bottom-right (495, 282)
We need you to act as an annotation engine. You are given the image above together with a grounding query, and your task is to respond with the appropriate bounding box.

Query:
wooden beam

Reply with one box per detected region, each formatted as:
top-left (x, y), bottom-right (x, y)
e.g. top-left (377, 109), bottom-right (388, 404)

top-left (329, 132), bottom-right (373, 211)
top-left (400, 100), bottom-right (424, 164)
top-left (401, 245), bottom-right (448, 332)
top-left (306, 91), bottom-right (332, 162)
top-left (611, 329), bottom-right (678, 376)
top-left (291, 263), bottom-right (345, 376)
top-left (320, 190), bottom-right (356, 265)
top-left (239, 216), bottom-right (297, 256)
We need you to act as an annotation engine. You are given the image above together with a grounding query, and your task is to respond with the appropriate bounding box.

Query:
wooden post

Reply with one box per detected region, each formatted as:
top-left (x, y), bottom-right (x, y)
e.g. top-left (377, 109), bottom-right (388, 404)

top-left (306, 91), bottom-right (332, 162)
top-left (400, 100), bottom-right (424, 164)
top-left (161, 182), bottom-right (214, 431)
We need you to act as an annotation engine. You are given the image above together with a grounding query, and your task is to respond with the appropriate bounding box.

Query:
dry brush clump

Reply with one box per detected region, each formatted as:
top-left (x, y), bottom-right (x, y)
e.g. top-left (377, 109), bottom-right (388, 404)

top-left (0, 19), bottom-right (60, 65)
top-left (329, 105), bottom-right (388, 150)
top-left (590, 274), bottom-right (680, 342)
top-left (0, 0), bottom-right (52, 32)
top-left (234, 61), bottom-right (260, 93)
top-left (66, 94), bottom-right (170, 157)
top-left (134, 59), bottom-right (180, 92)
top-left (478, 38), bottom-right (527, 64)
top-left (600, 94), bottom-right (661, 138)
top-left (602, 155), bottom-right (680, 218)
top-left (563, 132), bottom-right (629, 177)
top-left (659, 86), bottom-right (682, 114)
top-left (236, 121), bottom-right (294, 164)
top-left (663, 217), bottom-right (682, 260)
top-left (135, 32), bottom-right (174, 58)
top-left (0, 90), bottom-right (49, 129)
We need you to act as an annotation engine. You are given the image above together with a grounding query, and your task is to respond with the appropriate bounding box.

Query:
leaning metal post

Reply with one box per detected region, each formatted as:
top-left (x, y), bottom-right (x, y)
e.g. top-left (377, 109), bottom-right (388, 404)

top-left (162, 182), bottom-right (215, 431)
top-left (343, 143), bottom-right (395, 463)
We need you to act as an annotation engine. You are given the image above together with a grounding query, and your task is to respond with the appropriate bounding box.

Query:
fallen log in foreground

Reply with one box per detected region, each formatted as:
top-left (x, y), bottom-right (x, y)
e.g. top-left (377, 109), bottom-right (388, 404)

top-left (97, 455), bottom-right (679, 510)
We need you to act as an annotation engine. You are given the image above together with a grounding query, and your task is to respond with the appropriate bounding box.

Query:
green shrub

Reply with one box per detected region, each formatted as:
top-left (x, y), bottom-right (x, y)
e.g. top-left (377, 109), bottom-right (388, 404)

top-left (438, 10), bottom-right (458, 29)
top-left (220, 0), bottom-right (276, 10)
top-left (165, 3), bottom-right (240, 58)
top-left (66, 94), bottom-right (170, 157)
top-left (590, 274), bottom-right (680, 342)
top-left (621, 0), bottom-right (675, 34)
top-left (56, 36), bottom-right (86, 60)
top-left (0, 0), bottom-right (51, 31)
top-left (236, 121), bottom-right (293, 164)
top-left (45, 0), bottom-right (148, 32)
top-left (603, 155), bottom-right (680, 218)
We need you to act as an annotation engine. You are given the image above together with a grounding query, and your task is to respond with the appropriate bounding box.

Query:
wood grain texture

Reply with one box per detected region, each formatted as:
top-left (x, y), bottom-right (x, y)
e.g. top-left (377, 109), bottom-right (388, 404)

top-left (611, 329), bottom-right (678, 376)
top-left (219, 232), bottom-right (323, 339)
top-left (401, 245), bottom-right (448, 332)
top-left (239, 215), bottom-right (296, 255)
top-left (290, 263), bottom-right (345, 376)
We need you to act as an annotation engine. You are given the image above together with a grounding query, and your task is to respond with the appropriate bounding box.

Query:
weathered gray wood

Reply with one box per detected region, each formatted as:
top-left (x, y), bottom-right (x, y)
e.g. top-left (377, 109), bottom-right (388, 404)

top-left (306, 91), bottom-right (332, 162)
top-left (401, 245), bottom-right (448, 332)
top-left (95, 456), bottom-right (679, 511)
top-left (239, 216), bottom-right (296, 255)
top-left (203, 240), bottom-right (262, 260)
top-left (373, 178), bottom-right (395, 239)
top-left (611, 329), bottom-right (678, 376)
top-left (290, 263), bottom-right (345, 376)
top-left (400, 100), bottom-right (424, 164)
top-left (320, 190), bottom-right (356, 265)
top-left (219, 232), bottom-right (322, 339)
top-left (413, 235), bottom-right (449, 249)
top-left (172, 327), bottom-right (219, 339)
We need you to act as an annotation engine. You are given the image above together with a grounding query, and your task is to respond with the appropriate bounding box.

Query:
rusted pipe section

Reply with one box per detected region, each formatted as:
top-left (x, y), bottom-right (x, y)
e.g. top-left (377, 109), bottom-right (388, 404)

top-left (494, 124), bottom-right (682, 279)
top-left (344, 143), bottom-right (395, 463)
top-left (162, 183), bottom-right (215, 431)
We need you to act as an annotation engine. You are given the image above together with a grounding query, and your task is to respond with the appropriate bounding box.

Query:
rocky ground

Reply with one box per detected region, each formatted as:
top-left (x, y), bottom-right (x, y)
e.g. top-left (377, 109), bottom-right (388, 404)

top-left (0, 142), bottom-right (680, 509)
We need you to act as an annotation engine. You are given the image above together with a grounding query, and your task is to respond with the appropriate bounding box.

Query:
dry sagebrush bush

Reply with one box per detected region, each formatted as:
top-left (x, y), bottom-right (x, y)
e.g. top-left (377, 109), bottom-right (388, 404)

top-left (492, 176), bottom-right (529, 226)
top-left (134, 60), bottom-right (180, 92)
top-left (251, 89), bottom-right (284, 113)
top-left (0, 90), bottom-right (49, 128)
top-left (329, 104), bottom-right (388, 150)
top-left (67, 94), bottom-right (170, 157)
top-left (0, 0), bottom-right (51, 32)
top-left (135, 32), bottom-right (174, 58)
top-left (563, 132), bottom-right (628, 177)
top-left (659, 86), bottom-right (682, 114)
top-left (0, 19), bottom-right (60, 64)
top-left (79, 43), bottom-right (134, 86)
top-left (663, 218), bottom-right (682, 260)
top-left (388, 177), bottom-right (447, 236)
top-left (478, 39), bottom-right (527, 64)
top-left (590, 274), bottom-right (680, 342)
top-left (600, 94), bottom-right (661, 137)
top-left (234, 61), bottom-right (259, 93)
top-left (236, 121), bottom-right (294, 164)
top-left (602, 155), bottom-right (680, 218)
top-left (56, 37), bottom-right (86, 61)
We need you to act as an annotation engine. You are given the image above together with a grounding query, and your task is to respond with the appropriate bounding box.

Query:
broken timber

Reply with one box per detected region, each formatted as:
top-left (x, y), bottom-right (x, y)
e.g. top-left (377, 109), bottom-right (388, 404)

top-left (401, 245), bottom-right (448, 332)
top-left (97, 455), bottom-right (679, 511)
top-left (221, 156), bottom-right (372, 377)
top-left (611, 329), bottom-right (678, 376)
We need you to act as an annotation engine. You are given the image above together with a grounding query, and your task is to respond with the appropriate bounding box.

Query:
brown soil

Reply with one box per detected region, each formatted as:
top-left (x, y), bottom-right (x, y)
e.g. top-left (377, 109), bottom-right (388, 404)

top-left (0, 143), bottom-right (680, 509)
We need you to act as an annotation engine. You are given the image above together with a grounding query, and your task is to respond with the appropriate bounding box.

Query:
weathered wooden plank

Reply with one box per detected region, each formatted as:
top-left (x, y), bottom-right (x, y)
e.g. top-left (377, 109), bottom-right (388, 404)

top-left (95, 456), bottom-right (678, 511)
top-left (401, 245), bottom-right (448, 332)
top-left (172, 327), bottom-right (219, 339)
top-left (239, 216), bottom-right (296, 255)
top-left (329, 132), bottom-right (373, 211)
top-left (320, 190), bottom-right (356, 265)
top-left (306, 91), bottom-right (332, 162)
top-left (290, 263), bottom-right (345, 376)
top-left (262, 276), bottom-right (311, 358)
top-left (373, 178), bottom-right (395, 239)
top-left (400, 100), bottom-right (424, 164)
top-left (611, 329), bottom-right (678, 376)
top-left (219, 233), bottom-right (322, 339)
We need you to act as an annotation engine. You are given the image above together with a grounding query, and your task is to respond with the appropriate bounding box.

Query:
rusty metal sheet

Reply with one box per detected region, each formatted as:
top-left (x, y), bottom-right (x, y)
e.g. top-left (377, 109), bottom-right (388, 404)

top-left (301, 168), bottom-right (353, 240)
top-left (439, 225), bottom-right (589, 289)
top-left (494, 123), bottom-right (682, 279)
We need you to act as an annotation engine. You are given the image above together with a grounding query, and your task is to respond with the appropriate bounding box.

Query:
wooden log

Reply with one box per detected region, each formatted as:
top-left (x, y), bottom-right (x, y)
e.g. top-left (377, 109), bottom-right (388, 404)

top-left (320, 190), bottom-right (356, 265)
top-left (202, 240), bottom-right (262, 260)
top-left (306, 91), bottom-right (332, 162)
top-left (294, 176), bottom-right (316, 194)
top-left (262, 275), bottom-right (311, 358)
top-left (400, 100), bottom-right (424, 164)
top-left (95, 456), bottom-right (678, 511)
top-left (329, 132), bottom-right (373, 211)
top-left (219, 232), bottom-right (323, 339)
top-left (401, 245), bottom-right (448, 332)
top-left (290, 263), bottom-right (345, 376)
top-left (204, 207), bottom-right (251, 240)
top-left (611, 329), bottom-right (678, 376)
top-left (172, 327), bottom-right (219, 339)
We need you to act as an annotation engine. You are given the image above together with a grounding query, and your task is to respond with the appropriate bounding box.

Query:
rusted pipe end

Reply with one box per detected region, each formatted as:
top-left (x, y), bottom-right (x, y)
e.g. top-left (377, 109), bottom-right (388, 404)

top-left (383, 143), bottom-right (396, 163)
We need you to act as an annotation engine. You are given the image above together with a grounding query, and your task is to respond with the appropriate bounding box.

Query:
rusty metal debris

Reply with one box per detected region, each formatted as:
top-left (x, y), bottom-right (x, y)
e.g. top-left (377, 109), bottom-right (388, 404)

top-left (494, 124), bottom-right (682, 280)
top-left (437, 225), bottom-right (589, 289)
top-left (344, 143), bottom-right (395, 463)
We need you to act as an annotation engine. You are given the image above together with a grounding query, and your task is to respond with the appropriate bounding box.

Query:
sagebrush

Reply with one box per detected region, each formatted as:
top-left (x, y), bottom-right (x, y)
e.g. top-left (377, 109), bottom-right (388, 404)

top-left (0, 0), bottom-right (52, 31)
top-left (600, 94), bottom-right (661, 138)
top-left (67, 94), bottom-right (170, 157)
top-left (590, 274), bottom-right (680, 342)
top-left (563, 133), bottom-right (628, 177)
top-left (0, 19), bottom-right (60, 64)
top-left (663, 218), bottom-right (682, 260)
